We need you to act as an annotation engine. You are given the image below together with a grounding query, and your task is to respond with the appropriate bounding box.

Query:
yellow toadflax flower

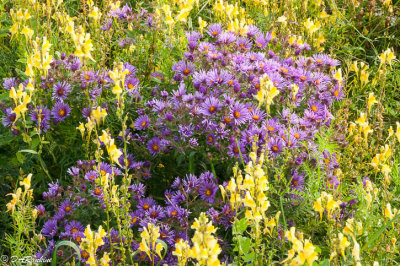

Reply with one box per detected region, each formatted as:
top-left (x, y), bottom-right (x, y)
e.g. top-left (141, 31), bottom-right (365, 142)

top-left (379, 48), bottom-right (396, 66)
top-left (367, 92), bottom-right (377, 113)
top-left (283, 227), bottom-right (319, 265)
top-left (173, 239), bottom-right (191, 266)
top-left (190, 212), bottom-right (221, 265)
top-left (139, 223), bottom-right (164, 262)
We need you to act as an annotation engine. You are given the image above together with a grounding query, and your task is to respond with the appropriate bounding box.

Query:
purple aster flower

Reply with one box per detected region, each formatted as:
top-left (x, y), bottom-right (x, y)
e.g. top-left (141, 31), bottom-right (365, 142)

top-left (189, 137), bottom-right (199, 146)
top-left (290, 170), bottom-right (305, 191)
top-left (35, 204), bottom-right (45, 216)
top-left (171, 177), bottom-right (181, 189)
top-left (198, 180), bottom-right (218, 203)
top-left (327, 172), bottom-right (340, 189)
top-left (249, 107), bottom-right (266, 123)
top-left (125, 76), bottom-right (139, 91)
top-left (63, 220), bottom-right (84, 237)
top-left (159, 224), bottom-right (175, 246)
top-left (137, 197), bottom-right (156, 212)
top-left (129, 210), bottom-right (143, 227)
top-left (142, 169), bottom-right (152, 179)
top-left (43, 181), bottom-right (60, 198)
top-left (178, 123), bottom-right (194, 140)
top-left (207, 23), bottom-right (223, 37)
top-left (208, 208), bottom-right (222, 224)
top-left (165, 205), bottom-right (187, 220)
top-left (134, 115), bottom-right (150, 130)
top-left (182, 174), bottom-right (199, 193)
top-left (42, 220), bottom-right (57, 238)
top-left (171, 190), bottom-right (186, 205)
top-left (118, 153), bottom-right (135, 170)
top-left (30, 106), bottom-right (51, 132)
top-left (3, 77), bottom-right (19, 90)
top-left (59, 199), bottom-right (75, 214)
top-left (313, 54), bottom-right (339, 67)
top-left (92, 186), bottom-right (103, 198)
top-left (147, 137), bottom-right (163, 156)
top-left (84, 170), bottom-right (98, 182)
top-left (52, 101), bottom-right (71, 124)
top-left (129, 183), bottom-right (146, 200)
top-left (230, 102), bottom-right (250, 125)
top-left (52, 81), bottom-right (71, 101)
top-left (146, 205), bottom-right (165, 220)
top-left (246, 25), bottom-right (261, 38)
top-left (199, 97), bottom-right (221, 116)
top-left (198, 42), bottom-right (216, 52)
top-left (174, 61), bottom-right (195, 77)
top-left (67, 166), bottom-right (79, 176)
top-left (332, 83), bottom-right (344, 101)
top-left (2, 108), bottom-right (17, 127)
top-left (227, 141), bottom-right (246, 159)
top-left (237, 37), bottom-right (252, 51)
top-left (217, 32), bottom-right (236, 44)
top-left (54, 210), bottom-right (66, 221)
top-left (269, 137), bottom-right (284, 157)
top-left (81, 71), bottom-right (96, 83)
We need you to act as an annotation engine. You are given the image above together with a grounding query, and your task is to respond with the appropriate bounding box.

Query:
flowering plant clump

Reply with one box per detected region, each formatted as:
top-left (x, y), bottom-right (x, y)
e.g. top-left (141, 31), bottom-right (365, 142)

top-left (1, 0), bottom-right (400, 265)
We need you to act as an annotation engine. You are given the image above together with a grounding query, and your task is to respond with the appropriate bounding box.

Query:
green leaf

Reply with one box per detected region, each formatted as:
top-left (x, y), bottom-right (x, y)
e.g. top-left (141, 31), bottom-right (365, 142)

top-left (16, 152), bottom-right (25, 164)
top-left (363, 213), bottom-right (400, 251)
top-left (319, 259), bottom-right (330, 266)
top-left (30, 138), bottom-right (40, 150)
top-left (51, 241), bottom-right (81, 266)
top-left (18, 149), bottom-right (38, 154)
top-left (237, 236), bottom-right (251, 254)
top-left (243, 251), bottom-right (255, 262)
top-left (155, 239), bottom-right (168, 266)
top-left (233, 217), bottom-right (248, 235)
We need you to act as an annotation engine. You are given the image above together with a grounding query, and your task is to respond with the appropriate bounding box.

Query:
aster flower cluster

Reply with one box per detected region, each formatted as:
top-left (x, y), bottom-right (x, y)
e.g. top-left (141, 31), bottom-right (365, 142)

top-left (34, 163), bottom-right (231, 264)
top-left (1, 53), bottom-right (140, 137)
top-left (124, 23), bottom-right (344, 196)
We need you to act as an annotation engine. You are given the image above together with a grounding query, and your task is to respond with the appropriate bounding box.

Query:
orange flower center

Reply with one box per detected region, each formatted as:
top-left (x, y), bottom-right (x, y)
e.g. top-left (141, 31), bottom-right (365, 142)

top-left (58, 109), bottom-right (65, 116)
top-left (152, 145), bottom-right (159, 151)
top-left (95, 187), bottom-right (101, 195)
top-left (224, 117), bottom-right (232, 123)
top-left (334, 90), bottom-right (339, 97)
top-left (272, 145), bottom-right (279, 152)
top-left (233, 111), bottom-right (240, 118)
top-left (209, 106), bottom-right (216, 113)
top-left (81, 250), bottom-right (89, 259)
top-left (311, 105), bottom-right (318, 112)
